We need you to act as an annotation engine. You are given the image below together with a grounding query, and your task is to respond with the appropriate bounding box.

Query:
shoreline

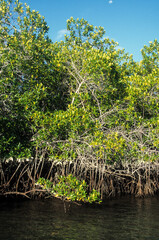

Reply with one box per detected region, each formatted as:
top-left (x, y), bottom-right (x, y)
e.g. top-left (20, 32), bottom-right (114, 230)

top-left (1, 159), bottom-right (159, 201)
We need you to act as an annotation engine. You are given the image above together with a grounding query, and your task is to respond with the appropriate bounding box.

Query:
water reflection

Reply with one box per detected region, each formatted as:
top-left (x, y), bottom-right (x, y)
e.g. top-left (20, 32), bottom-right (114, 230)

top-left (0, 196), bottom-right (159, 240)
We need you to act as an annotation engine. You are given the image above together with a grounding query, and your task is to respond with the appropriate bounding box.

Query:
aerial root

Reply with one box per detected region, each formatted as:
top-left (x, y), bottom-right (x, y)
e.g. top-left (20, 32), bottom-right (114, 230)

top-left (1, 159), bottom-right (159, 199)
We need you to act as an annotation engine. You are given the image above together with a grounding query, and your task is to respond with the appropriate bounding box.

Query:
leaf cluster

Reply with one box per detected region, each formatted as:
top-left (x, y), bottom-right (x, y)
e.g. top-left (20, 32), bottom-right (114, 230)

top-left (37, 175), bottom-right (101, 203)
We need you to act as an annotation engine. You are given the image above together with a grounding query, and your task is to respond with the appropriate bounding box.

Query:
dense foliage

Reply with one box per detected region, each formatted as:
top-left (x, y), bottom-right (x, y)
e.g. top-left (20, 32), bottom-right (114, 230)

top-left (0, 0), bottom-right (159, 166)
top-left (37, 175), bottom-right (101, 203)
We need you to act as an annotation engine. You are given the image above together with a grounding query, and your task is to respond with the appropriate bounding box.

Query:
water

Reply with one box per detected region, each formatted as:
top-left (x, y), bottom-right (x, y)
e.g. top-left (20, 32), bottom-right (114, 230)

top-left (0, 196), bottom-right (159, 240)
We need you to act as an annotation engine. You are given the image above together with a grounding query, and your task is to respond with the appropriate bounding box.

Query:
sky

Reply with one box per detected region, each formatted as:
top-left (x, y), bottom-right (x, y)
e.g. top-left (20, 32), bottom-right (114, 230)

top-left (19, 0), bottom-right (159, 62)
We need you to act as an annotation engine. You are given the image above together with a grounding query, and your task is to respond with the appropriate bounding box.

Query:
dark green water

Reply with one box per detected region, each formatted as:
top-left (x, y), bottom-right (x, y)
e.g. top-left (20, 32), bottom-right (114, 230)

top-left (0, 196), bottom-right (159, 240)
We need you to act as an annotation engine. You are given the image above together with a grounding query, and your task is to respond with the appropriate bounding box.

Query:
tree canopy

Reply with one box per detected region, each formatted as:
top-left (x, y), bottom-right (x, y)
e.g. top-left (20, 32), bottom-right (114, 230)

top-left (0, 0), bottom-right (158, 165)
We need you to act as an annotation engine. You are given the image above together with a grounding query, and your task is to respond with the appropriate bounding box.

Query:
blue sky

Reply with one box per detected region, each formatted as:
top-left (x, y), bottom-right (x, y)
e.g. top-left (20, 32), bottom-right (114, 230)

top-left (20, 0), bottom-right (159, 62)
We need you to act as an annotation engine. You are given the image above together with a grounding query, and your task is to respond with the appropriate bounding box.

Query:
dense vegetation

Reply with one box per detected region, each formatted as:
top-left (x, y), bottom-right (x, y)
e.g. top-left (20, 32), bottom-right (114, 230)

top-left (0, 0), bottom-right (159, 200)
